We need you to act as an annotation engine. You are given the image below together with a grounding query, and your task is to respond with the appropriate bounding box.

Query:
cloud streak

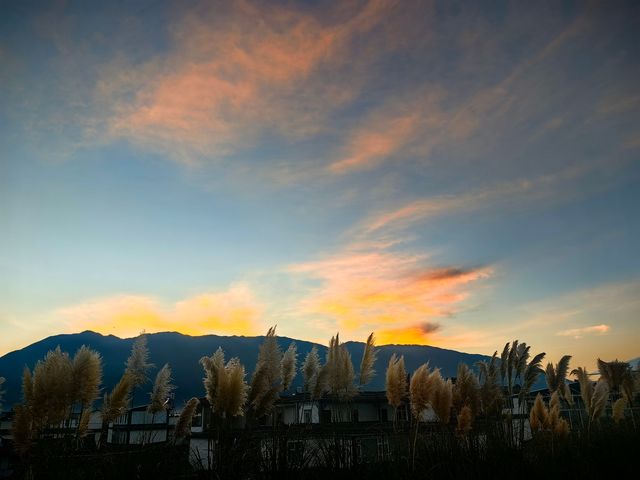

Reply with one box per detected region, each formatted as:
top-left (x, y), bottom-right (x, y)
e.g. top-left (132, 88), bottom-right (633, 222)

top-left (557, 324), bottom-right (611, 339)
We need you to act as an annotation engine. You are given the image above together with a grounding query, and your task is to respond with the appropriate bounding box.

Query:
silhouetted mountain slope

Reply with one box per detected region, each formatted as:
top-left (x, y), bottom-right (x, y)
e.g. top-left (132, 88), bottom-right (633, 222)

top-left (0, 330), bottom-right (489, 408)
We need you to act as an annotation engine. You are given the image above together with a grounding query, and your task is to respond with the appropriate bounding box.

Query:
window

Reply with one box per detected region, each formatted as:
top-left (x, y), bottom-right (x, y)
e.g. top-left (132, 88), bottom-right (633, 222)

top-left (303, 409), bottom-right (312, 424)
top-left (321, 409), bottom-right (332, 424)
top-left (352, 409), bottom-right (359, 422)
top-left (377, 437), bottom-right (390, 460)
top-left (379, 407), bottom-right (388, 422)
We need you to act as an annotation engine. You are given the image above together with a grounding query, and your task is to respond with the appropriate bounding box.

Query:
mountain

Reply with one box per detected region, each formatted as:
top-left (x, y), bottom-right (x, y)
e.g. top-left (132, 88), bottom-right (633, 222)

top-left (0, 330), bottom-right (490, 408)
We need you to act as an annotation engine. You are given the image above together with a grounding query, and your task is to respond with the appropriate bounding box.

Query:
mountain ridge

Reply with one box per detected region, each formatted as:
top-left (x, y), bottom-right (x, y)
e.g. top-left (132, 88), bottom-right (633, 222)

top-left (0, 330), bottom-right (490, 408)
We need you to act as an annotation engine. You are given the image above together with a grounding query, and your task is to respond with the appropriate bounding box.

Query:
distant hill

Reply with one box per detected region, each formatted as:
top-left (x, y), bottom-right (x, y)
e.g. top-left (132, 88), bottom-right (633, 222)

top-left (0, 330), bottom-right (490, 408)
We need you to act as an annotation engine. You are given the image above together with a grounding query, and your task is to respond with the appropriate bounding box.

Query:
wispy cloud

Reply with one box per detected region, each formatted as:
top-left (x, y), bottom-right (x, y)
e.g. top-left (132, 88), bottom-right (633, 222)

top-left (557, 324), bottom-right (611, 339)
top-left (105, 0), bottom-right (401, 163)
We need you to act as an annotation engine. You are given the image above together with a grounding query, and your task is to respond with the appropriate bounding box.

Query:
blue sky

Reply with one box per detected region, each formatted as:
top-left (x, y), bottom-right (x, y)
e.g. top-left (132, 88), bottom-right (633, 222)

top-left (1, 0), bottom-right (639, 370)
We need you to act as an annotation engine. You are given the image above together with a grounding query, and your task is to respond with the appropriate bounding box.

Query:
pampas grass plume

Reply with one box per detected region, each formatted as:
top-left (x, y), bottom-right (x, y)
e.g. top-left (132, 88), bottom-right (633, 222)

top-left (175, 397), bottom-right (200, 439)
top-left (281, 343), bottom-right (297, 391)
top-left (125, 333), bottom-right (154, 388)
top-left (103, 372), bottom-right (134, 423)
top-left (386, 354), bottom-right (407, 409)
top-left (302, 346), bottom-right (321, 394)
top-left (149, 363), bottom-right (174, 414)
top-left (590, 379), bottom-right (609, 421)
top-left (431, 376), bottom-right (453, 424)
top-left (456, 405), bottom-right (473, 435)
top-left (72, 345), bottom-right (102, 406)
top-left (359, 332), bottom-right (377, 386)
top-left (529, 394), bottom-right (547, 433)
top-left (612, 397), bottom-right (626, 423)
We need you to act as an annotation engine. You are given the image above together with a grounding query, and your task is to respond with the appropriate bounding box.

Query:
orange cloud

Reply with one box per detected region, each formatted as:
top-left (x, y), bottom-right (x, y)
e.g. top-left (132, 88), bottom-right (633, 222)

top-left (289, 245), bottom-right (490, 339)
top-left (376, 322), bottom-right (441, 345)
top-left (55, 284), bottom-right (263, 338)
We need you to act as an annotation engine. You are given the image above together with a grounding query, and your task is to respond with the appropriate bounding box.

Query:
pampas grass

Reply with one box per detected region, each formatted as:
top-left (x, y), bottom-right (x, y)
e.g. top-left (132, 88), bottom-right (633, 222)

top-left (386, 354), bottom-right (407, 409)
top-left (456, 405), bottom-right (473, 435)
top-left (12, 405), bottom-right (32, 453)
top-left (249, 326), bottom-right (283, 416)
top-left (529, 394), bottom-right (547, 433)
top-left (431, 376), bottom-right (453, 424)
top-left (175, 397), bottom-right (200, 440)
top-left (571, 366), bottom-right (594, 414)
top-left (72, 346), bottom-right (102, 407)
top-left (302, 345), bottom-right (320, 394)
top-left (125, 333), bottom-right (154, 388)
top-left (477, 352), bottom-right (503, 416)
top-left (218, 358), bottom-right (249, 417)
top-left (103, 373), bottom-right (134, 423)
top-left (31, 346), bottom-right (74, 428)
top-left (612, 397), bottom-right (626, 423)
top-left (325, 333), bottom-right (356, 401)
top-left (410, 364), bottom-right (438, 419)
top-left (281, 342), bottom-right (298, 391)
top-left (77, 408), bottom-right (92, 436)
top-left (359, 332), bottom-right (377, 386)
top-left (452, 363), bottom-right (480, 417)
top-left (519, 352), bottom-right (546, 403)
top-left (201, 347), bottom-right (225, 407)
top-left (201, 349), bottom-right (249, 417)
top-left (312, 364), bottom-right (329, 400)
top-left (590, 379), bottom-right (609, 422)
top-left (149, 363), bottom-right (174, 414)
top-left (545, 355), bottom-right (572, 400)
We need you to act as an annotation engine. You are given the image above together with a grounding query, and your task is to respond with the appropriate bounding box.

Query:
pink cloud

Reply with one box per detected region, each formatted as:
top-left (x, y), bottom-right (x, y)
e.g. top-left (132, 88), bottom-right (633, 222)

top-left (106, 0), bottom-right (401, 162)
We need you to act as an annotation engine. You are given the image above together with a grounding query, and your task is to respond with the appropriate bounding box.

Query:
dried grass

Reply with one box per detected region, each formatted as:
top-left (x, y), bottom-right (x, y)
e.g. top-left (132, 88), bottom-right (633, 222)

top-left (477, 352), bottom-right (503, 416)
top-left (359, 332), bottom-right (377, 386)
top-left (217, 358), bottom-right (249, 417)
top-left (175, 397), bottom-right (200, 439)
top-left (386, 354), bottom-right (407, 409)
top-left (72, 345), bottom-right (102, 406)
top-left (148, 363), bottom-right (174, 414)
top-left (249, 326), bottom-right (283, 416)
top-left (325, 333), bottom-right (356, 401)
top-left (456, 405), bottom-right (473, 435)
top-left (529, 394), bottom-right (547, 433)
top-left (302, 345), bottom-right (321, 394)
top-left (612, 397), bottom-right (627, 423)
top-left (410, 364), bottom-right (438, 419)
top-left (571, 366), bottom-right (594, 414)
top-left (544, 355), bottom-right (572, 401)
top-left (103, 372), bottom-right (134, 423)
top-left (125, 333), bottom-right (154, 388)
top-left (200, 347), bottom-right (225, 407)
top-left (431, 376), bottom-right (453, 424)
top-left (590, 379), bottom-right (609, 421)
top-left (281, 342), bottom-right (298, 391)
top-left (452, 363), bottom-right (480, 416)
top-left (12, 405), bottom-right (32, 453)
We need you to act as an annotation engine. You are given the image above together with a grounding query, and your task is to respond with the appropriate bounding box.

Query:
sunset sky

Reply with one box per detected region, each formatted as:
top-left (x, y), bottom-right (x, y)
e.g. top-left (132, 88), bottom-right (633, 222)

top-left (1, 0), bottom-right (639, 370)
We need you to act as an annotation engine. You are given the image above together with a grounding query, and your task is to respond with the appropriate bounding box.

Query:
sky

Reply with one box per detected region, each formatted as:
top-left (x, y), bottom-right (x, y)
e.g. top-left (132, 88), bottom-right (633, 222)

top-left (1, 0), bottom-right (639, 371)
